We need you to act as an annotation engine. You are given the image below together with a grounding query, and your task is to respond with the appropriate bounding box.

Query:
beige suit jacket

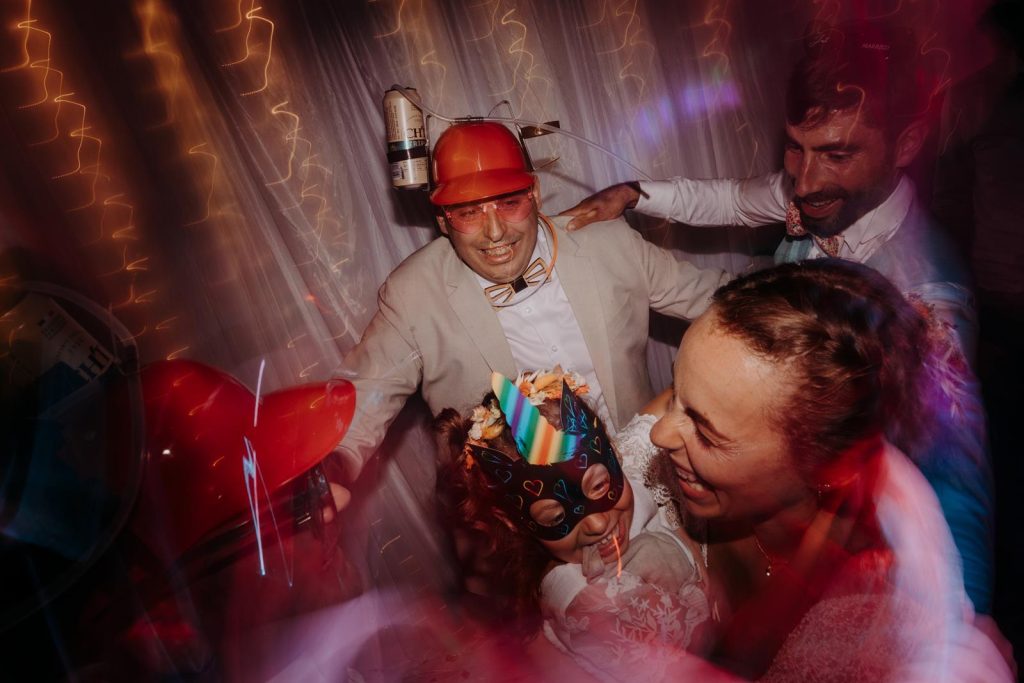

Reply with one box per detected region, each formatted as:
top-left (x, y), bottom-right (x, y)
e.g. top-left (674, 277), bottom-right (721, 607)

top-left (334, 215), bottom-right (729, 480)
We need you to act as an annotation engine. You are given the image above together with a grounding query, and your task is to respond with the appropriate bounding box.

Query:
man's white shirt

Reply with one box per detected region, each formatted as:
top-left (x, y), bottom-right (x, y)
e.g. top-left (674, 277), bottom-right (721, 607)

top-left (636, 170), bottom-right (915, 263)
top-left (475, 223), bottom-right (615, 433)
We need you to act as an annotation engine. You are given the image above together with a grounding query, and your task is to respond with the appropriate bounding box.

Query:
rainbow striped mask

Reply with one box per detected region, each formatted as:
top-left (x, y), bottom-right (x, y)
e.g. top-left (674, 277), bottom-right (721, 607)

top-left (468, 372), bottom-right (624, 541)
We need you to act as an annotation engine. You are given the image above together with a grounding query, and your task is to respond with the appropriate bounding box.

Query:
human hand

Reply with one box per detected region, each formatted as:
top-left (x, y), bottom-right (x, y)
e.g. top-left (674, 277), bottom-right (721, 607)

top-left (618, 531), bottom-right (696, 592)
top-left (321, 482), bottom-right (351, 524)
top-left (580, 531), bottom-right (696, 591)
top-left (560, 182), bottom-right (641, 231)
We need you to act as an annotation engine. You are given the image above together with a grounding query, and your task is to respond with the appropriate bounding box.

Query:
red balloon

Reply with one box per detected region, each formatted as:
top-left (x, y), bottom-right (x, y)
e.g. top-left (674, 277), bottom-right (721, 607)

top-left (131, 360), bottom-right (355, 559)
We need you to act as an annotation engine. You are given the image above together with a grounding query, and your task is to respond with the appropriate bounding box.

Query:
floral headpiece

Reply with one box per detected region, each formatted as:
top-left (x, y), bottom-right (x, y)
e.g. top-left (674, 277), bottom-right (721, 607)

top-left (466, 366), bottom-right (588, 447)
top-left (512, 366), bottom-right (588, 406)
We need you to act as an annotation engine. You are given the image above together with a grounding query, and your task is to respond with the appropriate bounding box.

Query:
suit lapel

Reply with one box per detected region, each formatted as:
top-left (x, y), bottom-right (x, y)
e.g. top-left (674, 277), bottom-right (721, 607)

top-left (549, 219), bottom-right (618, 422)
top-left (442, 246), bottom-right (517, 375)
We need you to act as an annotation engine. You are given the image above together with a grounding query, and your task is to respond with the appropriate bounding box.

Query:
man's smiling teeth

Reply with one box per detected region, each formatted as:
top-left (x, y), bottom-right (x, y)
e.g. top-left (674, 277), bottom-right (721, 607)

top-left (483, 245), bottom-right (512, 256)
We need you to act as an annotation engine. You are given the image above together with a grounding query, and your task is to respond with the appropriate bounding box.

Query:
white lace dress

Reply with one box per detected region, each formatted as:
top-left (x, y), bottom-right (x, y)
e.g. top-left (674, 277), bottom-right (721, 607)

top-left (539, 414), bottom-right (712, 682)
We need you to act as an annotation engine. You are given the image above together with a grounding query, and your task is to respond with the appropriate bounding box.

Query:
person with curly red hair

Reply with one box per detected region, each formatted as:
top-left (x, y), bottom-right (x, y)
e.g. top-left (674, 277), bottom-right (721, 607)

top-left (435, 369), bottom-right (712, 679)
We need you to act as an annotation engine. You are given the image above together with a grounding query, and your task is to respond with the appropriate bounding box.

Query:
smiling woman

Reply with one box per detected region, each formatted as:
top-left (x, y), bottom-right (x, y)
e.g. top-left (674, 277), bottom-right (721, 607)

top-left (651, 259), bottom-right (1011, 682)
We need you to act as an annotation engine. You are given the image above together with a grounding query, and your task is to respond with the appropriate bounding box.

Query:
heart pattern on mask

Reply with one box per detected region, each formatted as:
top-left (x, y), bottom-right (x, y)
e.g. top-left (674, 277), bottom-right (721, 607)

top-left (576, 453), bottom-right (588, 470)
top-left (522, 480), bottom-right (543, 497)
top-left (497, 469), bottom-right (512, 484)
top-left (573, 504), bottom-right (585, 515)
top-left (504, 494), bottom-right (524, 511)
top-left (480, 449), bottom-right (508, 465)
top-left (554, 479), bottom-right (569, 501)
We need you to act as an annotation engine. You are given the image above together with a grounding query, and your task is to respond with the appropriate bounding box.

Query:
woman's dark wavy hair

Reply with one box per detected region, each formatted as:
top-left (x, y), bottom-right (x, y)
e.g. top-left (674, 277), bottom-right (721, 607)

top-left (709, 259), bottom-right (938, 481)
top-left (433, 395), bottom-right (563, 640)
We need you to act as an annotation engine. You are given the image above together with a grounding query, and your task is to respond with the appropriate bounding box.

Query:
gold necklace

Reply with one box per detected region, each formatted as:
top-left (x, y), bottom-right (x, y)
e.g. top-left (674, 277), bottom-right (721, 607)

top-left (697, 522), bottom-right (721, 622)
top-left (753, 535), bottom-right (776, 578)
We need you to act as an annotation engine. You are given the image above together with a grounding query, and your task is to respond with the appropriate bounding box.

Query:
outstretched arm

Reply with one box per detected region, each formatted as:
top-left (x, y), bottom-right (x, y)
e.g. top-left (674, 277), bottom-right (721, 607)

top-left (322, 279), bottom-right (423, 511)
top-left (561, 172), bottom-right (791, 232)
top-left (636, 172), bottom-right (790, 227)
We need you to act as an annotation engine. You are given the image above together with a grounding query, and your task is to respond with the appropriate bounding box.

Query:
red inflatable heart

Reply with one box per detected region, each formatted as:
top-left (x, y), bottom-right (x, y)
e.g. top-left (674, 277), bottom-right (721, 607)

top-left (131, 359), bottom-right (355, 559)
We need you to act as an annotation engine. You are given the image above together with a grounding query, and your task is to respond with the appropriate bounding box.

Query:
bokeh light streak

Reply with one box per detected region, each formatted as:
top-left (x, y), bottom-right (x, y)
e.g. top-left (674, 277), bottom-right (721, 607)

top-left (613, 0), bottom-right (645, 52)
top-left (267, 101), bottom-right (301, 185)
top-left (126, 256), bottom-right (150, 272)
top-left (460, 2), bottom-right (554, 127)
top-left (735, 121), bottom-right (760, 177)
top-left (1, 0), bottom-right (173, 357)
top-left (122, 325), bottom-right (148, 344)
top-left (380, 535), bottom-right (402, 554)
top-left (221, 0), bottom-right (260, 65)
top-left (920, 31), bottom-right (953, 105)
top-left (498, 8), bottom-right (553, 116)
top-left (373, 0), bottom-right (409, 39)
top-left (216, 0), bottom-right (249, 33)
top-left (238, 7), bottom-right (275, 97)
top-left (49, 95), bottom-right (99, 185)
top-left (242, 437), bottom-right (268, 576)
top-left (184, 144), bottom-right (219, 226)
top-left (104, 194), bottom-right (138, 242)
top-left (700, 1), bottom-right (732, 74)
top-left (598, 0), bottom-right (651, 63)
top-left (417, 49), bottom-right (448, 102)
top-left (835, 81), bottom-right (868, 144)
top-left (134, 0), bottom-right (185, 128)
top-left (166, 345), bottom-right (190, 360)
top-left (208, 0), bottom-right (360, 378)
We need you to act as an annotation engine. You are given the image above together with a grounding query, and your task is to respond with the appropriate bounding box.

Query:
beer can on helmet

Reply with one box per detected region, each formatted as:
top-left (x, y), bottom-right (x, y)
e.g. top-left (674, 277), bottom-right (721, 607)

top-left (383, 87), bottom-right (429, 190)
top-left (429, 122), bottom-right (534, 206)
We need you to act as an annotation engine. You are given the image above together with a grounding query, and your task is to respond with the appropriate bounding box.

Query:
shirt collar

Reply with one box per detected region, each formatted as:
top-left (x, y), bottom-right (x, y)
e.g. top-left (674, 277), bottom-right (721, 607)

top-left (833, 174), bottom-right (915, 260)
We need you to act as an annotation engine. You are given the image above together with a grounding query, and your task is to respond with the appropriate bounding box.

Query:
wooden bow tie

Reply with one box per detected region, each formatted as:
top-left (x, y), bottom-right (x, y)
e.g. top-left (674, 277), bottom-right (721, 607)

top-left (483, 258), bottom-right (548, 306)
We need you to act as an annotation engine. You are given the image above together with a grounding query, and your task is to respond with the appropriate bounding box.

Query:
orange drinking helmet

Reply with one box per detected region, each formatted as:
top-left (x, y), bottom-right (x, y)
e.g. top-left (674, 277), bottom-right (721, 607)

top-left (429, 122), bottom-right (534, 206)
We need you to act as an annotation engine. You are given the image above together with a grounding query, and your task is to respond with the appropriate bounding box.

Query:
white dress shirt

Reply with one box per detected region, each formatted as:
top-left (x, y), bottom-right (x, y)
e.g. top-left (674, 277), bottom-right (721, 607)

top-left (475, 223), bottom-right (615, 432)
top-left (636, 170), bottom-right (915, 263)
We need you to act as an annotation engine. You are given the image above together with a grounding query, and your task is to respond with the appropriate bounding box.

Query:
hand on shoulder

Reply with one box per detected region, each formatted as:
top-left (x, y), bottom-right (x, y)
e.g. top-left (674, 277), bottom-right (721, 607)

top-left (560, 182), bottom-right (643, 231)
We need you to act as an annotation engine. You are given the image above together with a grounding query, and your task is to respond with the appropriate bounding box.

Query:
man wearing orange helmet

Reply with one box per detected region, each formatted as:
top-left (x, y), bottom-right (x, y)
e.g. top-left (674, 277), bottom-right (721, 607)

top-left (326, 121), bottom-right (728, 508)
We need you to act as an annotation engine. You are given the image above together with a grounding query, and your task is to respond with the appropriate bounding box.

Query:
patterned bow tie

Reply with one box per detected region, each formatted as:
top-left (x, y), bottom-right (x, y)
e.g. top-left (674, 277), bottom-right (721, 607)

top-left (786, 201), bottom-right (842, 258)
top-left (483, 257), bottom-right (549, 306)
